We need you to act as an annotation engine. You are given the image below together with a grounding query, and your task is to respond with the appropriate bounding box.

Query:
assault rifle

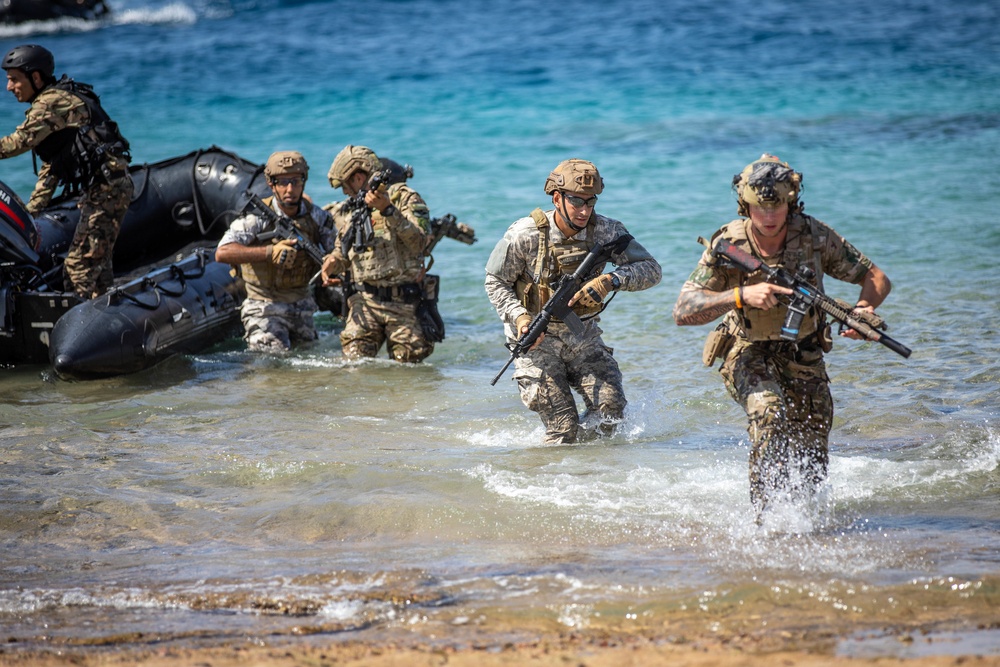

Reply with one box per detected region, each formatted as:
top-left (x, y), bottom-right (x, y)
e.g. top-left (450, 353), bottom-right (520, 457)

top-left (491, 234), bottom-right (633, 385)
top-left (241, 193), bottom-right (327, 267)
top-left (428, 213), bottom-right (477, 252)
top-left (340, 168), bottom-right (393, 256)
top-left (423, 213), bottom-right (477, 272)
top-left (701, 236), bottom-right (912, 358)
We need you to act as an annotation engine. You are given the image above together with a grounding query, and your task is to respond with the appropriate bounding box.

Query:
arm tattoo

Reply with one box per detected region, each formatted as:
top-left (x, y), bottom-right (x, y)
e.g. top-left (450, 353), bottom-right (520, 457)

top-left (673, 281), bottom-right (737, 326)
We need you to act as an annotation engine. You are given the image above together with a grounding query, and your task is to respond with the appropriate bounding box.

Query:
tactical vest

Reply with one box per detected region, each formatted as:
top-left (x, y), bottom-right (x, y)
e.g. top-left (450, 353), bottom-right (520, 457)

top-left (349, 183), bottom-right (426, 284)
top-left (513, 208), bottom-right (605, 319)
top-left (240, 197), bottom-right (323, 300)
top-left (33, 76), bottom-right (130, 191)
top-left (722, 215), bottom-right (827, 342)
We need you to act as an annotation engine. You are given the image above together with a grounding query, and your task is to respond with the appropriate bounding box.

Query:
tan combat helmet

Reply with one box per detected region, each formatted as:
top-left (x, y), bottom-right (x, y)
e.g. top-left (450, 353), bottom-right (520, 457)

top-left (544, 158), bottom-right (604, 196)
top-left (732, 153), bottom-right (803, 216)
top-left (328, 145), bottom-right (382, 189)
top-left (264, 151), bottom-right (309, 181)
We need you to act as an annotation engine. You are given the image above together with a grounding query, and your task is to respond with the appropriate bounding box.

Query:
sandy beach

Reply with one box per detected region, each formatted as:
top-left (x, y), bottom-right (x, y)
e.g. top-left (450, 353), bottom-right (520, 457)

top-left (2, 634), bottom-right (998, 667)
top-left (3, 604), bottom-right (998, 667)
top-left (3, 644), bottom-right (999, 667)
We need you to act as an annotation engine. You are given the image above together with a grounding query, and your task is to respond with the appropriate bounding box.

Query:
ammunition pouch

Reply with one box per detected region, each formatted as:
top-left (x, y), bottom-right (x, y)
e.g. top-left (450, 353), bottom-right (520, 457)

top-left (416, 274), bottom-right (445, 342)
top-left (702, 321), bottom-right (736, 367)
top-left (515, 277), bottom-right (548, 315)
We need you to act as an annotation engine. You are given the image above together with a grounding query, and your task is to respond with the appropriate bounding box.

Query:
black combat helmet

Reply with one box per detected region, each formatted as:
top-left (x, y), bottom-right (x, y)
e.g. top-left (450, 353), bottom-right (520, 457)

top-left (2, 44), bottom-right (55, 78)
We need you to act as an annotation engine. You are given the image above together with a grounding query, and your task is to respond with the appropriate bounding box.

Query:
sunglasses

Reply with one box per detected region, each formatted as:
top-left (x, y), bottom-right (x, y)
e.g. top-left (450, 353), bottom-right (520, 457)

top-left (272, 177), bottom-right (304, 188)
top-left (561, 192), bottom-right (598, 208)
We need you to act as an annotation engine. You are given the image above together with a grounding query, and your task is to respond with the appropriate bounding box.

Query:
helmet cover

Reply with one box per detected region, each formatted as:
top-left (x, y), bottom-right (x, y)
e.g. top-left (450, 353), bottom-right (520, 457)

top-left (328, 145), bottom-right (381, 189)
top-left (544, 158), bottom-right (604, 196)
top-left (732, 153), bottom-right (802, 215)
top-left (264, 151), bottom-right (309, 179)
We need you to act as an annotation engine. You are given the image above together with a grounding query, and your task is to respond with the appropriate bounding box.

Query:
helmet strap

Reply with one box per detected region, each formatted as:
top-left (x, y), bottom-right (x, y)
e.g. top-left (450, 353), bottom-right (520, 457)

top-left (556, 194), bottom-right (587, 233)
top-left (26, 71), bottom-right (45, 100)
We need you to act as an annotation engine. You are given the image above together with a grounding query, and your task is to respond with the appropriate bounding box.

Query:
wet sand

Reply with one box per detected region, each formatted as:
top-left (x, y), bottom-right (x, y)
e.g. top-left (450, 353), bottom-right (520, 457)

top-left (3, 642), bottom-right (998, 667)
top-left (3, 606), bottom-right (997, 667)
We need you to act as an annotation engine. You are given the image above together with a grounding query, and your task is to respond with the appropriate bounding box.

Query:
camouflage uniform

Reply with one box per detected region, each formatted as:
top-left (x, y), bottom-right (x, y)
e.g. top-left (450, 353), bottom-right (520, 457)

top-left (485, 209), bottom-right (661, 444)
top-left (219, 196), bottom-right (336, 353)
top-left (687, 213), bottom-right (873, 509)
top-left (0, 80), bottom-right (132, 298)
top-left (323, 182), bottom-right (433, 362)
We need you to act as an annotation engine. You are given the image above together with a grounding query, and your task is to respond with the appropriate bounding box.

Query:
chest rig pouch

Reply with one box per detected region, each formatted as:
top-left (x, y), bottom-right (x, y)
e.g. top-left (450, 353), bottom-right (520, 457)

top-left (350, 183), bottom-right (424, 283)
top-left (241, 197), bottom-right (323, 292)
top-left (513, 209), bottom-right (604, 319)
top-left (733, 216), bottom-right (827, 343)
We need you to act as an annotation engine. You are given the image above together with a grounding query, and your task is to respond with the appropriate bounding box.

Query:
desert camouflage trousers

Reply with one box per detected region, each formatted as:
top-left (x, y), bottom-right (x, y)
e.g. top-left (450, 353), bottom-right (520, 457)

top-left (240, 296), bottom-right (318, 353)
top-left (512, 329), bottom-right (625, 444)
top-left (340, 292), bottom-right (434, 363)
top-left (720, 338), bottom-right (833, 513)
top-left (62, 174), bottom-right (133, 299)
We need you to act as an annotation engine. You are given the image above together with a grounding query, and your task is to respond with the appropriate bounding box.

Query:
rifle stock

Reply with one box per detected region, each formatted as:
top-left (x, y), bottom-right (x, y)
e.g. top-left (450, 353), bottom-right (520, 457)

top-left (491, 234), bottom-right (633, 385)
top-left (703, 236), bottom-right (912, 358)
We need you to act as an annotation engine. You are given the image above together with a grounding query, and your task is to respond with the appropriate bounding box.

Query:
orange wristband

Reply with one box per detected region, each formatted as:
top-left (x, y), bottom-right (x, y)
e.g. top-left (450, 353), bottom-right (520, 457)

top-left (733, 287), bottom-right (743, 310)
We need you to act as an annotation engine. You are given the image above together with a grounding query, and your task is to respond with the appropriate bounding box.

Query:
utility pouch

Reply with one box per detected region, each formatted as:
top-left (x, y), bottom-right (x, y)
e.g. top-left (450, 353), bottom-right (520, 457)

top-left (702, 321), bottom-right (735, 367)
top-left (819, 322), bottom-right (833, 353)
top-left (417, 274), bottom-right (445, 342)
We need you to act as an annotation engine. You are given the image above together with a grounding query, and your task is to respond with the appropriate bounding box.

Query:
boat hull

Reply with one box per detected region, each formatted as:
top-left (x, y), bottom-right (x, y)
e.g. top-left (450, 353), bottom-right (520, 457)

top-left (49, 249), bottom-right (245, 380)
top-left (0, 146), bottom-right (266, 367)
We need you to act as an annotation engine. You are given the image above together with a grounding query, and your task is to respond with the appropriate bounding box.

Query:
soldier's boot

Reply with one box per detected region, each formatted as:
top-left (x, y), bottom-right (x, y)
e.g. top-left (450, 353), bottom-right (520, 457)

top-left (748, 425), bottom-right (793, 522)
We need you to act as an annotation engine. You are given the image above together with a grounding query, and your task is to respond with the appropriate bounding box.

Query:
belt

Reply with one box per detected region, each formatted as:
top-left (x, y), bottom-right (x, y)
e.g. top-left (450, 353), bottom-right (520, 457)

top-left (354, 282), bottom-right (422, 303)
top-left (750, 335), bottom-right (822, 361)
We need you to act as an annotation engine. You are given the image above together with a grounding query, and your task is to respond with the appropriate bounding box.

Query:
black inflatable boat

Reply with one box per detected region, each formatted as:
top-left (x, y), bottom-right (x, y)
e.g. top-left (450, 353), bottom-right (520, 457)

top-left (0, 0), bottom-right (110, 24)
top-left (1, 146), bottom-right (268, 373)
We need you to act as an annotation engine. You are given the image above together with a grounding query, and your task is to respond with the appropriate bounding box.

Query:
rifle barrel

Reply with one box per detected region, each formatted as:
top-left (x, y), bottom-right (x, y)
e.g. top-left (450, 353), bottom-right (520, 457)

top-left (490, 354), bottom-right (515, 386)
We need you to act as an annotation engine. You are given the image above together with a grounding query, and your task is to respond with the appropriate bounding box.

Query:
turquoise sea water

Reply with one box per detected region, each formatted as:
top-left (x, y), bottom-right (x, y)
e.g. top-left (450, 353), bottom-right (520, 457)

top-left (0, 0), bottom-right (998, 658)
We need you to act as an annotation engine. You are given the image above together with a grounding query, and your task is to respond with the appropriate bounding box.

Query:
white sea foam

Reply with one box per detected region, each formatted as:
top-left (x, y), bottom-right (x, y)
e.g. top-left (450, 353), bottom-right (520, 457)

top-left (112, 3), bottom-right (197, 26)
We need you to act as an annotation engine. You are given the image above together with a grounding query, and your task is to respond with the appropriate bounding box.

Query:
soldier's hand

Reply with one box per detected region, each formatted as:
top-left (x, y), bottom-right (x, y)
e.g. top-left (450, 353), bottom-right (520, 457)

top-left (515, 314), bottom-right (544, 349)
top-left (365, 189), bottom-right (392, 213)
top-left (841, 303), bottom-right (877, 340)
top-left (269, 239), bottom-right (298, 268)
top-left (320, 255), bottom-right (340, 286)
top-left (569, 274), bottom-right (616, 309)
top-left (741, 283), bottom-right (792, 310)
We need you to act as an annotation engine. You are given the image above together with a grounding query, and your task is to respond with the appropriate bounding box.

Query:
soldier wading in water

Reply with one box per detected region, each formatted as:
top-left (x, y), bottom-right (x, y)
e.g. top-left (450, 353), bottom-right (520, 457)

top-left (673, 154), bottom-right (893, 519)
top-left (321, 145), bottom-right (436, 363)
top-left (486, 159), bottom-right (661, 444)
top-left (216, 151), bottom-right (337, 353)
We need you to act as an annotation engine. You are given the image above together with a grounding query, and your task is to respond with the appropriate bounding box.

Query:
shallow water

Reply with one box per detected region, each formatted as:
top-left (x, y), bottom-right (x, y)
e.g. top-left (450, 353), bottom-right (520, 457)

top-left (0, 0), bottom-right (998, 657)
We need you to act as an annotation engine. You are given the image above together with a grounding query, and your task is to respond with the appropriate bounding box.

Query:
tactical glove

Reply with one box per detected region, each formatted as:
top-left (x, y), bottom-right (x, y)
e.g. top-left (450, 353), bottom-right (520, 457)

top-left (270, 239), bottom-right (298, 268)
top-left (515, 314), bottom-right (532, 335)
top-left (572, 273), bottom-right (616, 309)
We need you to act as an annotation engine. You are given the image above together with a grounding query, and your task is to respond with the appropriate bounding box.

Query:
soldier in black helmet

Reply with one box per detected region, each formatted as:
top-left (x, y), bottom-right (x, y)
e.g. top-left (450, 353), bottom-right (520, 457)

top-left (0, 44), bottom-right (132, 299)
